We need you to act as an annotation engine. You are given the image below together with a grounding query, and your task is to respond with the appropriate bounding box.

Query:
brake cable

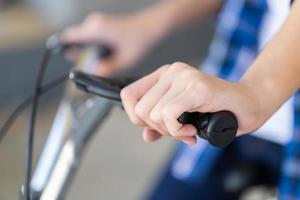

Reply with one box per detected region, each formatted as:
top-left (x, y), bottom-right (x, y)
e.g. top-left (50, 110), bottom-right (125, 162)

top-left (0, 35), bottom-right (112, 200)
top-left (0, 35), bottom-right (68, 200)
top-left (0, 74), bottom-right (68, 143)
top-left (23, 36), bottom-right (64, 200)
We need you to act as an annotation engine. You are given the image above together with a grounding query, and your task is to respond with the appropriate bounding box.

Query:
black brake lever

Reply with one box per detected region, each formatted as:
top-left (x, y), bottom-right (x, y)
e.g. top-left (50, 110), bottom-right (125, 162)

top-left (69, 70), bottom-right (238, 147)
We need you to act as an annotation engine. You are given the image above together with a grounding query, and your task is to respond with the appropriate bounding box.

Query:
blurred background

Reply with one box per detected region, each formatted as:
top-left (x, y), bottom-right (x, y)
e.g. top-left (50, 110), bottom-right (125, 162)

top-left (0, 0), bottom-right (213, 199)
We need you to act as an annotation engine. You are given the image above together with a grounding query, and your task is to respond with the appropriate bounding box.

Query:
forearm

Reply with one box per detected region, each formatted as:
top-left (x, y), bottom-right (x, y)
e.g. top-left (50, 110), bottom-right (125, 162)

top-left (241, 1), bottom-right (300, 120)
top-left (134, 0), bottom-right (223, 40)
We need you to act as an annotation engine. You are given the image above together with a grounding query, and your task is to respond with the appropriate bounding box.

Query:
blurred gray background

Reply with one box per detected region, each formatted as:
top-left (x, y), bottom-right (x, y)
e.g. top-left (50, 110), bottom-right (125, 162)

top-left (0, 0), bottom-right (213, 199)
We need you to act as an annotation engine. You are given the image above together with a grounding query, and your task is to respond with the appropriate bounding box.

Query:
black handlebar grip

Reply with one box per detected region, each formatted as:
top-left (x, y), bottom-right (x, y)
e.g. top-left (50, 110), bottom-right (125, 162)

top-left (177, 111), bottom-right (238, 147)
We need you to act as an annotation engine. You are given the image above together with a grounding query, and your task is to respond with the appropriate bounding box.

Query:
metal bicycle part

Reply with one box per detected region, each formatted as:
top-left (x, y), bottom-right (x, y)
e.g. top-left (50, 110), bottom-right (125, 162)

top-left (30, 45), bottom-right (115, 199)
top-left (31, 92), bottom-right (113, 199)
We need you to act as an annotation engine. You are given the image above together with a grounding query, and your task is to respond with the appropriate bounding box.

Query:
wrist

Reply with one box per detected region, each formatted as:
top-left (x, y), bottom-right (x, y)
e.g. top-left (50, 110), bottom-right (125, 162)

top-left (238, 77), bottom-right (275, 127)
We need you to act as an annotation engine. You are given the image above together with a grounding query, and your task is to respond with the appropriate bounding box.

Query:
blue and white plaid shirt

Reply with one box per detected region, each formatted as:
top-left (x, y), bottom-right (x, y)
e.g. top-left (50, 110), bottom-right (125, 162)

top-left (170, 0), bottom-right (300, 199)
top-left (280, 92), bottom-right (300, 199)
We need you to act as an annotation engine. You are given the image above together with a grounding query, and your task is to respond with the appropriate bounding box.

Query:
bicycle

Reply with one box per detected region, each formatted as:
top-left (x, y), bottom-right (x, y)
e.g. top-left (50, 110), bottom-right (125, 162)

top-left (0, 35), bottom-right (277, 200)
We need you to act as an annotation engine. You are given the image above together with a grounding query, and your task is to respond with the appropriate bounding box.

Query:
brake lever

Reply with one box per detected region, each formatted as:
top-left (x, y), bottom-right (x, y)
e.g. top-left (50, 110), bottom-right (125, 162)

top-left (69, 70), bottom-right (238, 147)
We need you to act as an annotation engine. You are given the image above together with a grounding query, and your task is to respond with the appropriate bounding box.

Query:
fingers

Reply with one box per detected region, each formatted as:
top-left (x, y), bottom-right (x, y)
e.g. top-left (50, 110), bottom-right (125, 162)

top-left (121, 63), bottom-right (210, 145)
top-left (62, 18), bottom-right (117, 76)
top-left (143, 128), bottom-right (162, 142)
top-left (161, 89), bottom-right (198, 135)
top-left (61, 16), bottom-right (101, 45)
top-left (92, 58), bottom-right (118, 77)
top-left (62, 25), bottom-right (91, 44)
top-left (122, 64), bottom-right (199, 143)
top-left (149, 82), bottom-right (185, 130)
top-left (142, 127), bottom-right (196, 145)
top-left (135, 78), bottom-right (172, 134)
top-left (64, 47), bottom-right (81, 62)
top-left (143, 127), bottom-right (196, 145)
top-left (133, 64), bottom-right (191, 135)
top-left (62, 12), bottom-right (157, 77)
top-left (61, 25), bottom-right (88, 62)
top-left (61, 13), bottom-right (108, 44)
top-left (92, 52), bottom-right (133, 77)
top-left (175, 135), bottom-right (197, 145)
top-left (121, 67), bottom-right (167, 127)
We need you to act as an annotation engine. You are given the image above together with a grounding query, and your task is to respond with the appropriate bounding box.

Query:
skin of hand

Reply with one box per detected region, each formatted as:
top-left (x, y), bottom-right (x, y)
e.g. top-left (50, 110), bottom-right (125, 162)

top-left (120, 62), bottom-right (263, 145)
top-left (61, 0), bottom-right (222, 77)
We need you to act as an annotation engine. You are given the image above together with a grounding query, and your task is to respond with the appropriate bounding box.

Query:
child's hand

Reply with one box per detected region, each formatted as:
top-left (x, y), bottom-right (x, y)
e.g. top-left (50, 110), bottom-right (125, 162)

top-left (121, 62), bottom-right (264, 145)
top-left (62, 12), bottom-right (165, 76)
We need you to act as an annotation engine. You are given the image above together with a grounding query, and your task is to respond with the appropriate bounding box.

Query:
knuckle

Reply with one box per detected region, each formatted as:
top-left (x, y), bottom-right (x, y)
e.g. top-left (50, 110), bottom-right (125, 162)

top-left (149, 110), bottom-right (161, 123)
top-left (165, 62), bottom-right (190, 75)
top-left (161, 64), bottom-right (171, 70)
top-left (172, 61), bottom-right (185, 68)
top-left (187, 80), bottom-right (213, 109)
top-left (188, 80), bottom-right (209, 94)
top-left (129, 116), bottom-right (143, 126)
top-left (169, 62), bottom-right (189, 71)
top-left (120, 87), bottom-right (131, 101)
top-left (161, 107), bottom-right (171, 122)
top-left (181, 68), bottom-right (195, 79)
top-left (169, 62), bottom-right (182, 71)
top-left (158, 64), bottom-right (170, 76)
top-left (134, 104), bottom-right (147, 119)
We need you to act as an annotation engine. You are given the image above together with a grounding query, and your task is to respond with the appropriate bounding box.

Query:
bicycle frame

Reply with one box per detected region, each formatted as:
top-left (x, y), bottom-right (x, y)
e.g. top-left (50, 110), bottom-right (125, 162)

top-left (30, 47), bottom-right (114, 199)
